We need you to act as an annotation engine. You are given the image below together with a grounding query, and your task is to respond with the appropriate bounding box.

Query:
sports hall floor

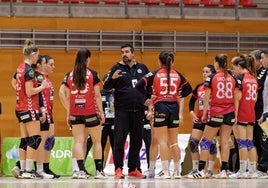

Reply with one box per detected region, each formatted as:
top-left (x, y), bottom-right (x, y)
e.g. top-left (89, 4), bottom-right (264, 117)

top-left (0, 176), bottom-right (267, 188)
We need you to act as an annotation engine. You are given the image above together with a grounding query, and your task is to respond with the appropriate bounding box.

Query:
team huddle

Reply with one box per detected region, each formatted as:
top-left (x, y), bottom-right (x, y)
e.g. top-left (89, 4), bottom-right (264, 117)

top-left (11, 38), bottom-right (268, 180)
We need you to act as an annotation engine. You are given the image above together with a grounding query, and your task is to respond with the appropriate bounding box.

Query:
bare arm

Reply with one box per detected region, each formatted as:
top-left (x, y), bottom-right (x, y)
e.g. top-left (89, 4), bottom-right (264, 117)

top-left (201, 88), bottom-right (211, 122)
top-left (178, 97), bottom-right (185, 124)
top-left (11, 78), bottom-right (16, 90)
top-left (59, 84), bottom-right (70, 128)
top-left (25, 80), bottom-right (47, 97)
top-left (59, 84), bottom-right (69, 110)
top-left (234, 89), bottom-right (241, 124)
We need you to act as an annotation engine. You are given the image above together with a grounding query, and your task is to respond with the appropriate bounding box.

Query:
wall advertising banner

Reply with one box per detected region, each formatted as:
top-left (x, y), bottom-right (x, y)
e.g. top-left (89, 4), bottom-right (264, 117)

top-left (2, 137), bottom-right (95, 176)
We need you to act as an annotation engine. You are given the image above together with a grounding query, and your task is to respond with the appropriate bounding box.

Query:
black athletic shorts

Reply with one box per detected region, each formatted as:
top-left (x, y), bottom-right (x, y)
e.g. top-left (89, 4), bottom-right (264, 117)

top-left (193, 122), bottom-right (206, 131)
top-left (70, 114), bottom-right (100, 128)
top-left (207, 111), bottom-right (235, 127)
top-left (153, 101), bottom-right (179, 128)
top-left (15, 110), bottom-right (40, 123)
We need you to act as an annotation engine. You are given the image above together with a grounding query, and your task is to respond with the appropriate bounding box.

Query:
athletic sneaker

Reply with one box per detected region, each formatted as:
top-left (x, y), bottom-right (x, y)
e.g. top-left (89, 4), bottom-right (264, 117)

top-left (11, 166), bottom-right (20, 179)
top-left (185, 169), bottom-right (206, 179)
top-left (21, 170), bottom-right (42, 179)
top-left (72, 171), bottom-right (79, 179)
top-left (95, 170), bottom-right (108, 179)
top-left (147, 170), bottom-right (155, 178)
top-left (248, 170), bottom-right (268, 179)
top-left (21, 171), bottom-right (34, 179)
top-left (37, 171), bottom-right (54, 179)
top-left (77, 170), bottom-right (89, 179)
top-left (128, 168), bottom-right (146, 179)
top-left (115, 168), bottom-right (124, 179)
top-left (229, 170), bottom-right (248, 179)
top-left (205, 170), bottom-right (213, 178)
top-left (214, 170), bottom-right (227, 179)
top-left (32, 170), bottom-right (43, 179)
top-left (172, 170), bottom-right (181, 179)
top-left (155, 170), bottom-right (171, 179)
top-left (226, 170), bottom-right (234, 176)
top-left (184, 169), bottom-right (196, 178)
top-left (44, 168), bottom-right (61, 179)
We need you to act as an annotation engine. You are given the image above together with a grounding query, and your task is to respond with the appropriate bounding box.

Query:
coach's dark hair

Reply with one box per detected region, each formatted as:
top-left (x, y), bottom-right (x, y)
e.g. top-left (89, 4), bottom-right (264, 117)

top-left (250, 50), bottom-right (262, 60)
top-left (159, 51), bottom-right (173, 93)
top-left (121, 43), bottom-right (134, 53)
top-left (73, 48), bottom-right (91, 90)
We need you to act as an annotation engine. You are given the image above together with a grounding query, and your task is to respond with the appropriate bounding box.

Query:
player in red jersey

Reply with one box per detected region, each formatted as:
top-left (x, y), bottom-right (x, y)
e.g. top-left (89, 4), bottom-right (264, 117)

top-left (136, 51), bottom-right (192, 179)
top-left (59, 72), bottom-right (93, 177)
top-left (15, 39), bottom-right (48, 179)
top-left (184, 64), bottom-right (217, 178)
top-left (33, 55), bottom-right (60, 179)
top-left (11, 55), bottom-right (58, 179)
top-left (188, 54), bottom-right (240, 179)
top-left (229, 55), bottom-right (258, 178)
top-left (59, 48), bottom-right (106, 179)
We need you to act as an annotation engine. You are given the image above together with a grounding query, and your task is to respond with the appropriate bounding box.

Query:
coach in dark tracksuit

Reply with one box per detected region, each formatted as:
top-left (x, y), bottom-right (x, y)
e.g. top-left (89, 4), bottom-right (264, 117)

top-left (103, 43), bottom-right (149, 179)
top-left (251, 50), bottom-right (268, 177)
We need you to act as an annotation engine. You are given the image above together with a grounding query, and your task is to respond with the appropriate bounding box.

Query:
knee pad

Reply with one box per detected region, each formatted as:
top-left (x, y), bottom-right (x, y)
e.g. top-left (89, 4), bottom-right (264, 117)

top-left (247, 139), bottom-right (255, 151)
top-left (19, 137), bottom-right (28, 151)
top-left (200, 137), bottom-right (212, 151)
top-left (236, 138), bottom-right (247, 150)
top-left (209, 142), bottom-right (217, 155)
top-left (44, 135), bottom-right (55, 151)
top-left (28, 135), bottom-right (41, 150)
top-left (189, 137), bottom-right (199, 153)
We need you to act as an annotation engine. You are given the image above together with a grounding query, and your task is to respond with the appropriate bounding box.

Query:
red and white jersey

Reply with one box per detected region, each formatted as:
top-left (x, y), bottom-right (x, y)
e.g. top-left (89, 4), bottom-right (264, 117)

top-left (192, 83), bottom-right (207, 120)
top-left (204, 70), bottom-right (238, 116)
top-left (63, 68), bottom-right (100, 116)
top-left (15, 62), bottom-right (39, 111)
top-left (236, 72), bottom-right (258, 123)
top-left (142, 67), bottom-right (191, 104)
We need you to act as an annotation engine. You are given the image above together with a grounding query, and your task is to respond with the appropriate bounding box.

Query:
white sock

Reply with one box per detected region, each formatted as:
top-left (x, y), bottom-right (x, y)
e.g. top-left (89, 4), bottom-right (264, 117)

top-left (162, 160), bottom-right (169, 171)
top-left (192, 160), bottom-right (198, 170)
top-left (248, 161), bottom-right (256, 173)
top-left (72, 158), bottom-right (79, 172)
top-left (20, 160), bottom-right (26, 171)
top-left (240, 160), bottom-right (247, 172)
top-left (149, 161), bottom-right (156, 171)
top-left (36, 163), bottom-right (43, 173)
top-left (25, 159), bottom-right (33, 172)
top-left (207, 161), bottom-right (215, 171)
